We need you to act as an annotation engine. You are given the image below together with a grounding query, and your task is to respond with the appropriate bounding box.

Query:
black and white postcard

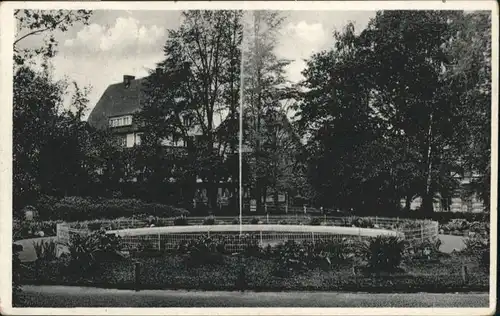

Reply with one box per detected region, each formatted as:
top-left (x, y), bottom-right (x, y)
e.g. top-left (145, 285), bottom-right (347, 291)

top-left (0, 1), bottom-right (497, 315)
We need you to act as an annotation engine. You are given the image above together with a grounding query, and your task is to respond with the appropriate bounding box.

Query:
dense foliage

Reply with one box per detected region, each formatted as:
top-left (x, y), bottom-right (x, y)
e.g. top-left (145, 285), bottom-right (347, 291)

top-left (12, 244), bottom-right (24, 306)
top-left (30, 196), bottom-right (189, 221)
top-left (295, 11), bottom-right (491, 214)
top-left (66, 230), bottom-right (122, 273)
top-left (17, 234), bottom-right (489, 293)
top-left (13, 9), bottom-right (491, 219)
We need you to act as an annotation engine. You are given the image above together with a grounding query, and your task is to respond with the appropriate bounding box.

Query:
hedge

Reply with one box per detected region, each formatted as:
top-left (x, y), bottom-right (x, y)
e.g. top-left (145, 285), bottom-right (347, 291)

top-left (13, 220), bottom-right (61, 240)
top-left (20, 253), bottom-right (488, 293)
top-left (34, 196), bottom-right (189, 221)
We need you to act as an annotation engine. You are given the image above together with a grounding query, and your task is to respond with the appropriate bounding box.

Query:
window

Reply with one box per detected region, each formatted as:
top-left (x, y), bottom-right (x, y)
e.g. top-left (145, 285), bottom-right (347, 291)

top-left (183, 116), bottom-right (192, 127)
top-left (135, 133), bottom-right (142, 146)
top-left (109, 115), bottom-right (132, 128)
top-left (440, 197), bottom-right (451, 212)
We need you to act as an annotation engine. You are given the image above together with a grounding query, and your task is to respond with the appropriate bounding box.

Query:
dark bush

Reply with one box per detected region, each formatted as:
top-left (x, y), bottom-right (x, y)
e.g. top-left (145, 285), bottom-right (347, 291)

top-left (272, 240), bottom-right (323, 276)
top-left (87, 222), bottom-right (103, 231)
top-left (362, 236), bottom-right (406, 272)
top-left (351, 217), bottom-right (374, 228)
top-left (314, 238), bottom-right (351, 264)
top-left (408, 238), bottom-right (442, 260)
top-left (250, 217), bottom-right (261, 224)
top-left (35, 196), bottom-right (189, 221)
top-left (176, 236), bottom-right (224, 266)
top-left (13, 220), bottom-right (60, 240)
top-left (67, 230), bottom-right (122, 273)
top-left (203, 216), bottom-right (216, 225)
top-left (12, 244), bottom-right (23, 306)
top-left (463, 235), bottom-right (490, 269)
top-left (309, 217), bottom-right (322, 226)
top-left (33, 240), bottom-right (57, 261)
top-left (173, 217), bottom-right (188, 226)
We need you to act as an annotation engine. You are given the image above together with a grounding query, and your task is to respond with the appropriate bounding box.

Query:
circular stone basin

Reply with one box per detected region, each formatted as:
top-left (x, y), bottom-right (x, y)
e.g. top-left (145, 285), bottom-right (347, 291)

top-left (107, 224), bottom-right (402, 238)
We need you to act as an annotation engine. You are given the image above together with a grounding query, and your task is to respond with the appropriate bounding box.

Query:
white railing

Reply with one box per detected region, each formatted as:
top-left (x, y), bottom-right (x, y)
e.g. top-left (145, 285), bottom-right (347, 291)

top-left (57, 215), bottom-right (439, 250)
top-left (110, 225), bottom-right (400, 252)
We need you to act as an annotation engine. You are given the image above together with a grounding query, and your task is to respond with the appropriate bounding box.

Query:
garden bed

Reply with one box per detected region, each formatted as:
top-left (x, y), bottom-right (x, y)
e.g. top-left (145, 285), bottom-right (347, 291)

top-left (19, 252), bottom-right (488, 293)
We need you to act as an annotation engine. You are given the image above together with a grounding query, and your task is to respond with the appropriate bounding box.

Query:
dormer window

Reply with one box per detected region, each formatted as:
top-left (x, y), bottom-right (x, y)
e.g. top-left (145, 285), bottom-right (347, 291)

top-left (109, 115), bottom-right (132, 128)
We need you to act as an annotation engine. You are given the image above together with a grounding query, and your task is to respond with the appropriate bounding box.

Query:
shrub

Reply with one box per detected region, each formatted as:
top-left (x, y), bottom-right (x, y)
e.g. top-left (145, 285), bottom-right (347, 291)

top-left (362, 236), bottom-right (406, 272)
top-left (309, 217), bottom-right (322, 226)
top-left (272, 240), bottom-right (311, 276)
top-left (250, 217), bottom-right (260, 224)
top-left (173, 217), bottom-right (189, 226)
top-left (33, 240), bottom-right (57, 261)
top-left (203, 216), bottom-right (216, 225)
top-left (463, 234), bottom-right (490, 269)
top-left (348, 217), bottom-right (375, 228)
top-left (13, 220), bottom-right (60, 240)
top-left (67, 230), bottom-right (122, 273)
top-left (270, 239), bottom-right (345, 276)
top-left (232, 218), bottom-right (240, 225)
top-left (409, 238), bottom-right (442, 260)
top-left (177, 236), bottom-right (224, 266)
top-left (36, 196), bottom-right (190, 221)
top-left (87, 222), bottom-right (103, 231)
top-left (314, 238), bottom-right (351, 264)
top-left (12, 244), bottom-right (23, 306)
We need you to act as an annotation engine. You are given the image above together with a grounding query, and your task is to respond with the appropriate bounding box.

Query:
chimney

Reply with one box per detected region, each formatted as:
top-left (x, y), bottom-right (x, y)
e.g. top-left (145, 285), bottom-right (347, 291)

top-left (123, 75), bottom-right (135, 88)
top-left (155, 67), bottom-right (163, 76)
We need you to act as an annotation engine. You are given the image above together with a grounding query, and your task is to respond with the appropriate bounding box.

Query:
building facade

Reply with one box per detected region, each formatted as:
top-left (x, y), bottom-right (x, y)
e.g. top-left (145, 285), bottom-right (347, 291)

top-left (88, 74), bottom-right (239, 211)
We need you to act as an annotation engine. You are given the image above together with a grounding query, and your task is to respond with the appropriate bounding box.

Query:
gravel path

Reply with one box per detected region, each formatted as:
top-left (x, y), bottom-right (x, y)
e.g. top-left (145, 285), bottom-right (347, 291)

top-left (16, 285), bottom-right (490, 308)
top-left (14, 237), bottom-right (57, 262)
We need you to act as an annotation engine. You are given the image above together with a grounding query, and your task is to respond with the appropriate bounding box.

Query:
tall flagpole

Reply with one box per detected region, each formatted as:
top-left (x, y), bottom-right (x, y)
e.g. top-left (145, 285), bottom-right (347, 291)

top-left (239, 11), bottom-right (246, 236)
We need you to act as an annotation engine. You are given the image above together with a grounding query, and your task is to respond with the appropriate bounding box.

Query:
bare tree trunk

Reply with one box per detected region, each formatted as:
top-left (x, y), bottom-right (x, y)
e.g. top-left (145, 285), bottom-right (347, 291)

top-left (405, 195), bottom-right (412, 211)
top-left (422, 112), bottom-right (434, 215)
top-left (253, 11), bottom-right (263, 214)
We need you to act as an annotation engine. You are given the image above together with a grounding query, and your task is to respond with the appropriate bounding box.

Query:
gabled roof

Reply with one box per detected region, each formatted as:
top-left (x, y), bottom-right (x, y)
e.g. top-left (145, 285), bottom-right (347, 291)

top-left (87, 77), bottom-right (147, 129)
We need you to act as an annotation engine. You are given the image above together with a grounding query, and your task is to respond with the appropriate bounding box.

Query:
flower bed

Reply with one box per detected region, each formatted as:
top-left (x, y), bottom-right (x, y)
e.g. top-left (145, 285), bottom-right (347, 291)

top-left (19, 252), bottom-right (488, 293)
top-left (16, 231), bottom-right (489, 293)
top-left (439, 219), bottom-right (490, 237)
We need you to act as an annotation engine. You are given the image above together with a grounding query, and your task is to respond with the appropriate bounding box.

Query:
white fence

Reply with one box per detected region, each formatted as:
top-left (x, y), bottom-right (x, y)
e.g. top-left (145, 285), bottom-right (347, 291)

top-left (109, 224), bottom-right (401, 252)
top-left (57, 215), bottom-right (439, 252)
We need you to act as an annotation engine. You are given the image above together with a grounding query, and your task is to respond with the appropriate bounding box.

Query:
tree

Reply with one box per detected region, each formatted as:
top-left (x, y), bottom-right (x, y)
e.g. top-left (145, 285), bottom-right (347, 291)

top-left (441, 12), bottom-right (492, 209)
top-left (14, 9), bottom-right (92, 65)
top-left (296, 23), bottom-right (380, 211)
top-left (242, 10), bottom-right (292, 213)
top-left (13, 63), bottom-right (102, 213)
top-left (297, 10), bottom-right (491, 215)
top-left (358, 10), bottom-right (492, 214)
top-left (139, 10), bottom-right (243, 210)
top-left (13, 9), bottom-right (95, 214)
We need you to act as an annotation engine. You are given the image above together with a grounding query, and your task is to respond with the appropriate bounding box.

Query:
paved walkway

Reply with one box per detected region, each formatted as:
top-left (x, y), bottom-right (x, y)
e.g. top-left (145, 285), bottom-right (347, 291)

top-left (17, 285), bottom-right (489, 308)
top-left (14, 237), bottom-right (56, 262)
top-left (438, 234), bottom-right (467, 253)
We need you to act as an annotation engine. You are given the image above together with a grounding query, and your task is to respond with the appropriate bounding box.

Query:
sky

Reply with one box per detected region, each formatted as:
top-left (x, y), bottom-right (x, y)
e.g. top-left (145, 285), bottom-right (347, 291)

top-left (16, 10), bottom-right (376, 120)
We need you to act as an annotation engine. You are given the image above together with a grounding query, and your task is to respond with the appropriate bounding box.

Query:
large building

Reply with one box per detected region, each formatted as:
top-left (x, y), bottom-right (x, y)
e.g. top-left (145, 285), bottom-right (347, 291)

top-left (88, 74), bottom-right (236, 210)
top-left (88, 74), bottom-right (197, 148)
top-left (401, 172), bottom-right (486, 213)
top-left (87, 73), bottom-right (305, 213)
